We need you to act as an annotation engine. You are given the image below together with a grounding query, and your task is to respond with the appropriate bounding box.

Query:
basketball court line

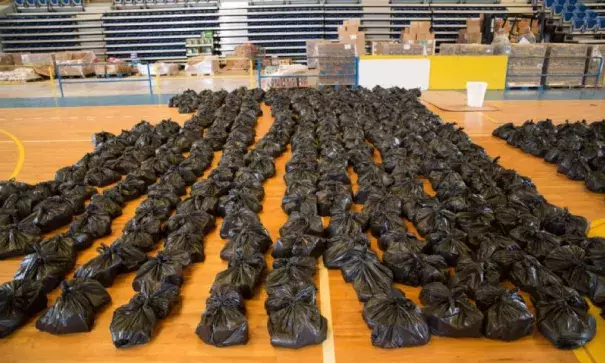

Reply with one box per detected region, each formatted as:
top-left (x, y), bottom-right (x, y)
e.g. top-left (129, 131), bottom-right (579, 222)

top-left (319, 260), bottom-right (336, 363)
top-left (0, 128), bottom-right (25, 179)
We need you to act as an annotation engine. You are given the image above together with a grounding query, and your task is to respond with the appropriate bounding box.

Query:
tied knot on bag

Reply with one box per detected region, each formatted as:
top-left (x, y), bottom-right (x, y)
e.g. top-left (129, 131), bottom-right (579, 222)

top-left (96, 243), bottom-right (112, 256)
top-left (395, 296), bottom-right (416, 311)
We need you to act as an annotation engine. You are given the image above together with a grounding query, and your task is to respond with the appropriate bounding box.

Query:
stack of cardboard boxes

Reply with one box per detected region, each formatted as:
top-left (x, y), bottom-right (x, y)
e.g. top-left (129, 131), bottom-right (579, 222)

top-left (400, 21), bottom-right (435, 55)
top-left (458, 18), bottom-right (482, 44)
top-left (316, 43), bottom-right (356, 86)
top-left (337, 19), bottom-right (366, 56)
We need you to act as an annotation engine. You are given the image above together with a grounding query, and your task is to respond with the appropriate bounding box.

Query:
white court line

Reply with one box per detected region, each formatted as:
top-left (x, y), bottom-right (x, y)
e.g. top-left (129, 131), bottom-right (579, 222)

top-left (318, 260), bottom-right (336, 363)
top-left (0, 139), bottom-right (89, 143)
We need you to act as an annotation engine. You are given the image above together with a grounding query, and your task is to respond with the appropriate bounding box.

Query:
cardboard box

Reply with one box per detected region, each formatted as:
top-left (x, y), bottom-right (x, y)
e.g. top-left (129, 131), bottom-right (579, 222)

top-left (306, 40), bottom-right (330, 68)
top-left (339, 30), bottom-right (366, 56)
top-left (316, 43), bottom-right (356, 86)
top-left (466, 18), bottom-right (482, 33)
top-left (0, 53), bottom-right (14, 66)
top-left (439, 44), bottom-right (459, 55)
top-left (458, 29), bottom-right (482, 44)
top-left (21, 53), bottom-right (55, 77)
top-left (507, 44), bottom-right (547, 87)
top-left (371, 40), bottom-right (392, 55)
top-left (54, 51), bottom-right (96, 77)
top-left (545, 44), bottom-right (588, 87)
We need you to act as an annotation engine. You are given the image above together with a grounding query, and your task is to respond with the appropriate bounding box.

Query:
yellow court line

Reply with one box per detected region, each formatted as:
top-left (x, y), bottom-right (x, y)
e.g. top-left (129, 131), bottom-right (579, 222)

top-left (0, 128), bottom-right (25, 179)
top-left (318, 260), bottom-right (336, 363)
top-left (479, 112), bottom-right (505, 125)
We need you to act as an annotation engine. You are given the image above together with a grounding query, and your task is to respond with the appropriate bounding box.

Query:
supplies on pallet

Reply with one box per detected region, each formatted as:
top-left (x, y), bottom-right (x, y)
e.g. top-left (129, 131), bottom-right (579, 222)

top-left (492, 29), bottom-right (512, 55)
top-left (260, 64), bottom-right (309, 89)
top-left (545, 44), bottom-right (588, 87)
top-left (371, 40), bottom-right (392, 55)
top-left (399, 21), bottom-right (435, 55)
top-left (228, 42), bottom-right (263, 71)
top-left (506, 44), bottom-right (547, 88)
top-left (0, 53), bottom-right (14, 66)
top-left (185, 55), bottom-right (219, 75)
top-left (338, 19), bottom-right (366, 56)
top-left (94, 58), bottom-right (135, 77)
top-left (137, 62), bottom-right (180, 76)
top-left (438, 44), bottom-right (494, 55)
top-left (373, 42), bottom-right (426, 56)
top-left (306, 40), bottom-right (330, 68)
top-left (0, 67), bottom-right (41, 82)
top-left (585, 45), bottom-right (604, 87)
top-left (21, 53), bottom-right (55, 77)
top-left (54, 51), bottom-right (96, 77)
top-left (316, 43), bottom-right (356, 86)
top-left (457, 18), bottom-right (482, 44)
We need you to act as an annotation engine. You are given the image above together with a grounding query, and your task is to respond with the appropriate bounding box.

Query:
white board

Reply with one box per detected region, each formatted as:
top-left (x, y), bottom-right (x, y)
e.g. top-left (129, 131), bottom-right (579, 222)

top-left (358, 58), bottom-right (430, 90)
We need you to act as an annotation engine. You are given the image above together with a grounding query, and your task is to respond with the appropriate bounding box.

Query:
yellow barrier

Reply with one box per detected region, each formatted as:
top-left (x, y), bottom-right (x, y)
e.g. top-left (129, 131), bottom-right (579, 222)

top-left (428, 55), bottom-right (508, 90)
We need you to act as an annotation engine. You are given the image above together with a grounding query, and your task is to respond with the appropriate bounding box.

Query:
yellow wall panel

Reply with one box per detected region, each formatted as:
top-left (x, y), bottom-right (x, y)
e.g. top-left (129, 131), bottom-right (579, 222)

top-left (428, 55), bottom-right (508, 90)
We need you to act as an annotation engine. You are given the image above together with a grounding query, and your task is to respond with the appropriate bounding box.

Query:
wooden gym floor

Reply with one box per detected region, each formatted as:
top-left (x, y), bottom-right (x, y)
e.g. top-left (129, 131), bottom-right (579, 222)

top-left (0, 93), bottom-right (604, 363)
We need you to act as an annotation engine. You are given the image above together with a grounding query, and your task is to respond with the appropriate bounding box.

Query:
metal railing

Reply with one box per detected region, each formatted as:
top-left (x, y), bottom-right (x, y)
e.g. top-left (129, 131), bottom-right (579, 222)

top-left (505, 55), bottom-right (604, 89)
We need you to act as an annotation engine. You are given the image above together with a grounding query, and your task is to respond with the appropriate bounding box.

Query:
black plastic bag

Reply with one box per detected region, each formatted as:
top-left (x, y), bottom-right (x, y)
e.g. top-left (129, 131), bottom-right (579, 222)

top-left (509, 225), bottom-right (561, 260)
top-left (532, 285), bottom-right (596, 349)
top-left (110, 283), bottom-right (180, 348)
top-left (340, 246), bottom-right (393, 302)
top-left (362, 288), bottom-right (430, 348)
top-left (217, 190), bottom-right (262, 216)
top-left (69, 213), bottom-right (112, 248)
top-left (132, 249), bottom-right (191, 291)
top-left (29, 196), bottom-right (75, 232)
top-left (0, 279), bottom-right (47, 338)
top-left (118, 231), bottom-right (156, 252)
top-left (164, 231), bottom-right (205, 263)
top-left (0, 224), bottom-right (40, 259)
top-left (135, 198), bottom-right (173, 221)
top-left (14, 242), bottom-right (76, 293)
top-left (414, 202), bottom-right (456, 236)
top-left (74, 244), bottom-right (125, 287)
top-left (86, 194), bottom-right (123, 219)
top-left (272, 233), bottom-right (325, 258)
top-left (449, 257), bottom-right (502, 298)
top-left (279, 211), bottom-right (324, 237)
top-left (426, 229), bottom-right (471, 266)
top-left (494, 250), bottom-right (562, 295)
top-left (316, 181), bottom-right (352, 216)
top-left (36, 279), bottom-right (111, 334)
top-left (323, 233), bottom-right (371, 269)
top-left (84, 167), bottom-right (121, 187)
top-left (196, 285), bottom-right (248, 347)
top-left (366, 209), bottom-right (406, 238)
top-left (544, 245), bottom-right (605, 301)
top-left (166, 211), bottom-right (215, 235)
top-left (177, 195), bottom-right (218, 215)
top-left (265, 257), bottom-right (316, 292)
top-left (474, 285), bottom-right (534, 341)
top-left (124, 214), bottom-right (163, 240)
top-left (419, 282), bottom-right (483, 337)
top-left (377, 229), bottom-right (424, 252)
top-left (586, 171), bottom-right (605, 193)
top-left (383, 246), bottom-right (449, 287)
top-left (281, 192), bottom-right (318, 216)
top-left (220, 208), bottom-right (263, 239)
top-left (265, 283), bottom-right (327, 348)
top-left (55, 165), bottom-right (87, 184)
top-left (212, 252), bottom-right (266, 299)
top-left (326, 210), bottom-right (367, 237)
top-left (220, 227), bottom-right (272, 261)
top-left (115, 176), bottom-right (148, 201)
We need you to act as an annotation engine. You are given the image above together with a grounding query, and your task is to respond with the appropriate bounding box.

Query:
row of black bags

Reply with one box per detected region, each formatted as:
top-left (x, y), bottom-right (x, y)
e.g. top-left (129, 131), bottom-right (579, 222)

top-left (108, 89), bottom-right (258, 348)
top-left (0, 119), bottom-right (190, 338)
top-left (493, 119), bottom-right (605, 192)
top-left (196, 89), bottom-right (301, 347)
top-left (266, 92), bottom-right (327, 348)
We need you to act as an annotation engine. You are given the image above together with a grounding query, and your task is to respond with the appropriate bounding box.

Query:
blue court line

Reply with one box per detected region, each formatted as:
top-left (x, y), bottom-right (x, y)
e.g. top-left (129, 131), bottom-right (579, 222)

top-left (0, 94), bottom-right (176, 108)
top-left (0, 89), bottom-right (604, 108)
top-left (484, 89), bottom-right (605, 101)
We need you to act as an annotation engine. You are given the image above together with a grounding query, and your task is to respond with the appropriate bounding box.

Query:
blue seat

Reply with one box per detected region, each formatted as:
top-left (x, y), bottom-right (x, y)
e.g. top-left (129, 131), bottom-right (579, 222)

top-left (574, 10), bottom-right (586, 19)
top-left (586, 17), bottom-right (598, 30)
top-left (566, 0), bottom-right (578, 6)
top-left (73, 0), bottom-right (82, 5)
top-left (554, 4), bottom-right (565, 15)
top-left (572, 17), bottom-right (586, 30)
top-left (563, 11), bottom-right (575, 21)
top-left (600, 17), bottom-right (605, 30)
top-left (37, 0), bottom-right (47, 5)
top-left (587, 10), bottom-right (599, 19)
top-left (13, 0), bottom-right (24, 6)
top-left (25, 0), bottom-right (36, 6)
top-left (565, 4), bottom-right (576, 12)
top-left (60, 0), bottom-right (69, 5)
top-left (575, 3), bottom-right (588, 12)
top-left (544, 0), bottom-right (556, 8)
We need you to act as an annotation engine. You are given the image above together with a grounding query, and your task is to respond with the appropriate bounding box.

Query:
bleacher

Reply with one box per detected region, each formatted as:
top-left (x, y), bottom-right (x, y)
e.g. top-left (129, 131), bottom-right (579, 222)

top-left (544, 0), bottom-right (605, 43)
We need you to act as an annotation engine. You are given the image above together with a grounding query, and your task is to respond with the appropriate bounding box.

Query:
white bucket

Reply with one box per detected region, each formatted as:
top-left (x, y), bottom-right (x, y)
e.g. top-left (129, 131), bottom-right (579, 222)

top-left (466, 81), bottom-right (488, 108)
